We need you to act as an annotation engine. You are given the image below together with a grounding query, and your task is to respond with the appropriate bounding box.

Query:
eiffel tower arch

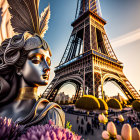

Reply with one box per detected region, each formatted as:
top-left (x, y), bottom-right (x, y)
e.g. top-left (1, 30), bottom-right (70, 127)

top-left (44, 74), bottom-right (84, 102)
top-left (42, 0), bottom-right (140, 102)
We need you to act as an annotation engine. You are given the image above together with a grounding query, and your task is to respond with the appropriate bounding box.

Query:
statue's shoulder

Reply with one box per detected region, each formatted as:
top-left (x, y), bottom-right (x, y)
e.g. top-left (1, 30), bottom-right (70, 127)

top-left (17, 98), bottom-right (65, 127)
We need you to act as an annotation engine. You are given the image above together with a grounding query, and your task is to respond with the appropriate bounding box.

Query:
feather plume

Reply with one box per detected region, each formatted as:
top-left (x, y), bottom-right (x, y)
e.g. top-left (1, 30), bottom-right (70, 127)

top-left (7, 0), bottom-right (40, 35)
top-left (0, 0), bottom-right (14, 45)
top-left (39, 5), bottom-right (50, 38)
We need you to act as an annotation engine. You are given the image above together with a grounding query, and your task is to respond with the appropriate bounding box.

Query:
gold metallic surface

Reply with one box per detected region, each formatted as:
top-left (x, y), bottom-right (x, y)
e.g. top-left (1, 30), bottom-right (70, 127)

top-left (16, 87), bottom-right (38, 101)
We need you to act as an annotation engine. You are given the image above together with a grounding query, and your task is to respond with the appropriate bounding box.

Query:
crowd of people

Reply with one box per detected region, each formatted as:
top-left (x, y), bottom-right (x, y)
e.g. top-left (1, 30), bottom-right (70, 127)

top-left (77, 115), bottom-right (99, 136)
top-left (63, 105), bottom-right (140, 138)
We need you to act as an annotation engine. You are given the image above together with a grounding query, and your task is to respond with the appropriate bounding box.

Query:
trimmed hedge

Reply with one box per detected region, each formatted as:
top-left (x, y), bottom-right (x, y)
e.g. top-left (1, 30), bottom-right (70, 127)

top-left (75, 95), bottom-right (100, 111)
top-left (107, 98), bottom-right (122, 110)
top-left (132, 100), bottom-right (140, 112)
top-left (98, 98), bottom-right (108, 110)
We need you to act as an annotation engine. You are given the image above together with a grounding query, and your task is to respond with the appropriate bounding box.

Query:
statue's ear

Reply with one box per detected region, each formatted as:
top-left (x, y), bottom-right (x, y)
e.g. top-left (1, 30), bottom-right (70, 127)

top-left (16, 68), bottom-right (22, 76)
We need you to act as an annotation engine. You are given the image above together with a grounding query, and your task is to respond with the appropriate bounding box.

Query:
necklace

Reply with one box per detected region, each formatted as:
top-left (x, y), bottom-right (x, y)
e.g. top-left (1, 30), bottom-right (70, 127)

top-left (16, 87), bottom-right (38, 101)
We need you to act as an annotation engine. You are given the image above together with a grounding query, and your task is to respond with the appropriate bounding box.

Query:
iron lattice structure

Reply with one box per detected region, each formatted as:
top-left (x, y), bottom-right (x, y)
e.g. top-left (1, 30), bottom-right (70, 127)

top-left (42, 0), bottom-right (140, 102)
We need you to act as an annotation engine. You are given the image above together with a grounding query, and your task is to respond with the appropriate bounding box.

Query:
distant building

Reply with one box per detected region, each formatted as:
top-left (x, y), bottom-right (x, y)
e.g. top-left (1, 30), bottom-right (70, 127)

top-left (55, 92), bottom-right (71, 104)
top-left (110, 93), bottom-right (126, 103)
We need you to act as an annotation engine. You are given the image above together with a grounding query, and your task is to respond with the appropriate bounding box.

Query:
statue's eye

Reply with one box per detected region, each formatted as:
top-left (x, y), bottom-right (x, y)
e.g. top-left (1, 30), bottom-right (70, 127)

top-left (46, 57), bottom-right (51, 66)
top-left (31, 57), bottom-right (41, 64)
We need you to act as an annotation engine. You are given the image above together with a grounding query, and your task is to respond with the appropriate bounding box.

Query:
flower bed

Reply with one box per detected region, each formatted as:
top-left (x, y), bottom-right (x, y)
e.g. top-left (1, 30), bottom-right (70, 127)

top-left (0, 117), bottom-right (82, 140)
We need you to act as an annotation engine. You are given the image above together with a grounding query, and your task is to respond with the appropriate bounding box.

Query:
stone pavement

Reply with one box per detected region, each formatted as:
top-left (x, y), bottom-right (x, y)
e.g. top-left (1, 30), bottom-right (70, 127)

top-left (65, 110), bottom-right (139, 140)
top-left (65, 113), bottom-right (103, 140)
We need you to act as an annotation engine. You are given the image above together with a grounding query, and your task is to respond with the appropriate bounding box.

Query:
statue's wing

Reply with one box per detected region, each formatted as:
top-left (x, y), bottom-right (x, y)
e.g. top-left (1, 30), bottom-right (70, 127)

top-left (0, 0), bottom-right (14, 45)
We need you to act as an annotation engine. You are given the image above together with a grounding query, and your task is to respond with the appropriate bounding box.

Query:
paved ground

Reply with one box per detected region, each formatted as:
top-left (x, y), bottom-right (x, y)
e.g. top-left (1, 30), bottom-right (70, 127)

top-left (65, 113), bottom-right (104, 140)
top-left (65, 110), bottom-right (138, 140)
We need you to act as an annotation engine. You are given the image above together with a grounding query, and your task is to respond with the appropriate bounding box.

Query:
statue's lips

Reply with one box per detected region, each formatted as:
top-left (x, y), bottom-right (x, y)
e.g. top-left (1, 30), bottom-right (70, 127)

top-left (42, 74), bottom-right (49, 80)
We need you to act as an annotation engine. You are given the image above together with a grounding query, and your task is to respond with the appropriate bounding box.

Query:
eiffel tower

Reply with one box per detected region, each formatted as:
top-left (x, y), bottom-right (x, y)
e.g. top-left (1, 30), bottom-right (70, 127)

top-left (42, 0), bottom-right (140, 102)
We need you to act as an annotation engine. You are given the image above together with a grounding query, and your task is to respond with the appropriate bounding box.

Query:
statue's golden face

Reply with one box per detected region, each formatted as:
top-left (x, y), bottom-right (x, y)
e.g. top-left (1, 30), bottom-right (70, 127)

top-left (20, 47), bottom-right (51, 86)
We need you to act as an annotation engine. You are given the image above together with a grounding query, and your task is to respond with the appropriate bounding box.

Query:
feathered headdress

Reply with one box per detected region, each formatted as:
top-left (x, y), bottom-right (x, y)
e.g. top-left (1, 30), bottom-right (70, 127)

top-left (0, 0), bottom-right (14, 44)
top-left (7, 0), bottom-right (50, 38)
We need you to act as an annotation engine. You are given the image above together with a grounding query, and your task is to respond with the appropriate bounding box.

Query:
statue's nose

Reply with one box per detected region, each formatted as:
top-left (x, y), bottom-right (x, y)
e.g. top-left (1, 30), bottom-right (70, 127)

top-left (43, 60), bottom-right (50, 72)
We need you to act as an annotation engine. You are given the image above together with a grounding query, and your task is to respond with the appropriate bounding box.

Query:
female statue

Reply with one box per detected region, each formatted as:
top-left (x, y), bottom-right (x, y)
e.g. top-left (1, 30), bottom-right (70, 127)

top-left (0, 0), bottom-right (65, 127)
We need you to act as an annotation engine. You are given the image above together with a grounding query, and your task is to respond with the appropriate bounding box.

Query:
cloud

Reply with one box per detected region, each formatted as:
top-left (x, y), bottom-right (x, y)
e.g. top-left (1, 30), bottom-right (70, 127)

top-left (111, 28), bottom-right (140, 48)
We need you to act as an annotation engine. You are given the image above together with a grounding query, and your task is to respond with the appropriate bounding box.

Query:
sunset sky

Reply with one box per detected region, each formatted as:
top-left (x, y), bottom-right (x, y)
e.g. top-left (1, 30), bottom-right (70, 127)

top-left (38, 0), bottom-right (140, 98)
